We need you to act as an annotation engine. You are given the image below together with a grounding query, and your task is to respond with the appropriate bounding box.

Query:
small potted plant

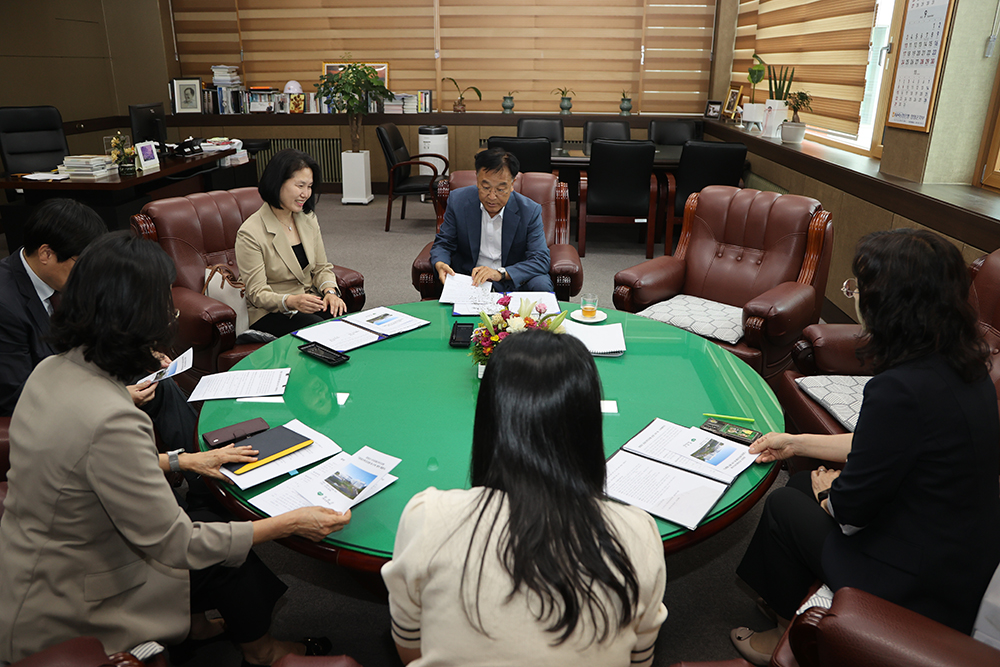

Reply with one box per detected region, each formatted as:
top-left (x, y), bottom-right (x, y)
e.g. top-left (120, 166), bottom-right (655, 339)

top-left (763, 63), bottom-right (794, 138)
top-left (109, 132), bottom-right (137, 177)
top-left (743, 54), bottom-right (767, 128)
top-left (502, 90), bottom-right (518, 114)
top-left (781, 91), bottom-right (813, 144)
top-left (620, 89), bottom-right (632, 116)
top-left (443, 77), bottom-right (481, 113)
top-left (552, 87), bottom-right (575, 115)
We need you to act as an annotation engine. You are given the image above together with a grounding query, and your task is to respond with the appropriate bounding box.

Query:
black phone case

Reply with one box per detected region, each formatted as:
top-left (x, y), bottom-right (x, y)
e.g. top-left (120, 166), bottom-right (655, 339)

top-left (450, 322), bottom-right (474, 347)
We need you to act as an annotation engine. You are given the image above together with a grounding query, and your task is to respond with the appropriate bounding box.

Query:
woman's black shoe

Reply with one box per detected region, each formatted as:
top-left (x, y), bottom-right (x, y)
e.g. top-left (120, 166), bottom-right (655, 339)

top-left (240, 637), bottom-right (333, 667)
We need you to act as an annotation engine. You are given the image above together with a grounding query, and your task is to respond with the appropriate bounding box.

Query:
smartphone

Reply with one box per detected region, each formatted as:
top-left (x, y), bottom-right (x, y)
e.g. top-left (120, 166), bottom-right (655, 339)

top-left (450, 322), bottom-right (474, 348)
top-left (298, 341), bottom-right (349, 366)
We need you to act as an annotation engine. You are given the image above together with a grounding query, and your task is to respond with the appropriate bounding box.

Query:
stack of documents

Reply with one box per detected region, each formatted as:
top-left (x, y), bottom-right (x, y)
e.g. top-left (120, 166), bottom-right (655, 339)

top-left (606, 418), bottom-right (757, 530)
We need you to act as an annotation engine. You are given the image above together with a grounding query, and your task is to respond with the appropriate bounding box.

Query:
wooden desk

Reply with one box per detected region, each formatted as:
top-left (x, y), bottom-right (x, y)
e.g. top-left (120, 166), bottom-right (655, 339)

top-left (0, 150), bottom-right (254, 249)
top-left (550, 142), bottom-right (682, 168)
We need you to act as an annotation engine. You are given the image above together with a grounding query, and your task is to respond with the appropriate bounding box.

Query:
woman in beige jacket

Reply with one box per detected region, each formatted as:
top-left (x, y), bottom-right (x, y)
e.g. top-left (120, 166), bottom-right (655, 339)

top-left (236, 149), bottom-right (346, 338)
top-left (0, 232), bottom-right (350, 665)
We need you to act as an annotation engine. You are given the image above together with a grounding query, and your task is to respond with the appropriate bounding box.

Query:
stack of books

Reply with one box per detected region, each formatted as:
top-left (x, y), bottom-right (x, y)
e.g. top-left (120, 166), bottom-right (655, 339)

top-left (383, 95), bottom-right (406, 114)
top-left (211, 65), bottom-right (241, 86)
top-left (58, 155), bottom-right (115, 180)
top-left (417, 90), bottom-right (433, 113)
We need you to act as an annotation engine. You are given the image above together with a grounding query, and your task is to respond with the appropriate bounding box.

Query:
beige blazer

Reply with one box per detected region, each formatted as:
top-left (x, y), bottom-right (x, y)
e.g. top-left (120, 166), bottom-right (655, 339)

top-left (0, 348), bottom-right (254, 662)
top-left (235, 203), bottom-right (339, 327)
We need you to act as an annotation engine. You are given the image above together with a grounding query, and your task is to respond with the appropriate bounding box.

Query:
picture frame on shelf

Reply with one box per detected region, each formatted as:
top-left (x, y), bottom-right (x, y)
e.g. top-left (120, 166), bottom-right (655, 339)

top-left (172, 77), bottom-right (203, 114)
top-left (724, 86), bottom-right (742, 118)
top-left (135, 141), bottom-right (160, 172)
top-left (322, 62), bottom-right (389, 89)
top-left (704, 100), bottom-right (722, 119)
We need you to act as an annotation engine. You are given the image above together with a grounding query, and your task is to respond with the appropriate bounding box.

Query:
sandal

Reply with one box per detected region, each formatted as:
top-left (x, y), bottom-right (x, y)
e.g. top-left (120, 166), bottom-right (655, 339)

top-left (730, 627), bottom-right (773, 667)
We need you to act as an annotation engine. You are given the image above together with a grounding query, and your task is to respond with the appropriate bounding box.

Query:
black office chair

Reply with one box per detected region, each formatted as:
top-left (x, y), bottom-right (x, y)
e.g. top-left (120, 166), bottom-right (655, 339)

top-left (376, 122), bottom-right (449, 232)
top-left (0, 106), bottom-right (69, 175)
top-left (660, 140), bottom-right (747, 254)
top-left (647, 119), bottom-right (703, 145)
top-left (582, 120), bottom-right (630, 144)
top-left (486, 136), bottom-right (553, 174)
top-left (517, 118), bottom-right (564, 145)
top-left (578, 139), bottom-right (657, 258)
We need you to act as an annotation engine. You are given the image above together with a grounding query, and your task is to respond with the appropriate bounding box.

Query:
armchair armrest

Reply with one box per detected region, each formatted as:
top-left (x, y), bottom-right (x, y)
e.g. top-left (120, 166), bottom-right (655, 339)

top-left (410, 152), bottom-right (449, 175)
top-left (743, 282), bottom-right (816, 349)
top-left (332, 264), bottom-right (366, 313)
top-left (411, 241), bottom-right (441, 300)
top-left (273, 655), bottom-right (363, 667)
top-left (172, 285), bottom-right (236, 349)
top-left (793, 323), bottom-right (870, 376)
top-left (613, 256), bottom-right (686, 312)
top-left (389, 159), bottom-right (440, 178)
top-left (549, 243), bottom-right (583, 301)
top-left (434, 178), bottom-right (453, 231)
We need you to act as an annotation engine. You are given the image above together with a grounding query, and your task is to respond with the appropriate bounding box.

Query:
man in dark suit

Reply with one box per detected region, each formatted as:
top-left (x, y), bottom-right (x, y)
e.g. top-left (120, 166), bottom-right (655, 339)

top-left (430, 148), bottom-right (553, 292)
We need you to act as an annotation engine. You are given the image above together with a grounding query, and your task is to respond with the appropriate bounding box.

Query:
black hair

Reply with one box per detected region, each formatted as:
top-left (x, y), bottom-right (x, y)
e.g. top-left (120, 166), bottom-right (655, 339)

top-left (49, 231), bottom-right (177, 383)
top-left (853, 228), bottom-right (989, 381)
top-left (474, 147), bottom-right (520, 180)
top-left (257, 148), bottom-right (322, 213)
top-left (22, 198), bottom-right (107, 260)
top-left (464, 329), bottom-right (640, 645)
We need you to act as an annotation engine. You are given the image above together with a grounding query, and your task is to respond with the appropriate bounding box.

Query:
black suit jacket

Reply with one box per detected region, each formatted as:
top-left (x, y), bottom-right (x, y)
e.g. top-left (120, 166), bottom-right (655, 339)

top-left (0, 252), bottom-right (55, 417)
top-left (824, 353), bottom-right (1000, 633)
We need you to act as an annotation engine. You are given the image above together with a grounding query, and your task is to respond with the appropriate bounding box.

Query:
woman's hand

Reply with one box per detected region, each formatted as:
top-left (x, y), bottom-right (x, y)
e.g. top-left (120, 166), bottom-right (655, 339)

top-left (748, 432), bottom-right (798, 463)
top-left (286, 293), bottom-right (325, 314)
top-left (127, 380), bottom-right (158, 406)
top-left (181, 445), bottom-right (258, 481)
top-left (323, 292), bottom-right (346, 316)
top-left (285, 506), bottom-right (351, 541)
top-left (811, 466), bottom-right (841, 502)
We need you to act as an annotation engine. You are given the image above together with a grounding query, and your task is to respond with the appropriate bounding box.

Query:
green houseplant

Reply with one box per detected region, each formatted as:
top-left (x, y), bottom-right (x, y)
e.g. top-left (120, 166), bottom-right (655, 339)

top-left (315, 60), bottom-right (394, 152)
top-left (553, 87), bottom-right (575, 114)
top-left (768, 64), bottom-right (795, 104)
top-left (443, 77), bottom-right (481, 112)
top-left (786, 91), bottom-right (813, 123)
top-left (747, 54), bottom-right (766, 104)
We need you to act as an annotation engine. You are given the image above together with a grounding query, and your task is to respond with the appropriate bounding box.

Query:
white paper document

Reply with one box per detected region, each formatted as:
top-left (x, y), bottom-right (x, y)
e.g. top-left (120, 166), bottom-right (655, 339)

top-left (294, 319), bottom-right (381, 352)
top-left (220, 419), bottom-right (343, 490)
top-left (137, 348), bottom-right (193, 385)
top-left (340, 307), bottom-right (429, 337)
top-left (622, 418), bottom-right (755, 484)
top-left (290, 445), bottom-right (401, 512)
top-left (23, 172), bottom-right (70, 181)
top-left (562, 321), bottom-right (626, 356)
top-left (439, 273), bottom-right (493, 305)
top-left (452, 291), bottom-right (561, 317)
top-left (606, 450), bottom-right (728, 531)
top-left (188, 368), bottom-right (290, 402)
top-left (251, 452), bottom-right (397, 516)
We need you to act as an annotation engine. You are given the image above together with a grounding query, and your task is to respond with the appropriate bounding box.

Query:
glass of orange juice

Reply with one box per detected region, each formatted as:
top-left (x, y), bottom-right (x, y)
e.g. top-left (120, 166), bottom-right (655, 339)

top-left (581, 293), bottom-right (598, 318)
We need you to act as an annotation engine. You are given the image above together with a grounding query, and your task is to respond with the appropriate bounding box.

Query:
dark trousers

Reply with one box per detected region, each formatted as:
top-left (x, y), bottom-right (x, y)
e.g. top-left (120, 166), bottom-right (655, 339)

top-left (736, 471), bottom-right (837, 619)
top-left (252, 310), bottom-right (332, 339)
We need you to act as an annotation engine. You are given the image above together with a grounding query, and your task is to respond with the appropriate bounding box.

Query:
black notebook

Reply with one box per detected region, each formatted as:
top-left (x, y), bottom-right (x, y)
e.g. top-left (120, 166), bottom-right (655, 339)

top-left (222, 425), bottom-right (313, 475)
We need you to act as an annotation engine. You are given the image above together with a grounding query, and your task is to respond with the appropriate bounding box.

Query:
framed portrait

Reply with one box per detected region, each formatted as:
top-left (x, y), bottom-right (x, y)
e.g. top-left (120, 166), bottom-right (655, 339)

top-left (322, 62), bottom-right (389, 88)
top-left (172, 78), bottom-right (203, 114)
top-left (135, 141), bottom-right (159, 171)
top-left (724, 86), bottom-right (742, 118)
top-left (704, 100), bottom-right (722, 119)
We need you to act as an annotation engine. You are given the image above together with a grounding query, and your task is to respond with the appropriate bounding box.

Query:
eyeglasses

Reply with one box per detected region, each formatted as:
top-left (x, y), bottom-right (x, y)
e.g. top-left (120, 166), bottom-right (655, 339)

top-left (478, 183), bottom-right (511, 197)
top-left (842, 278), bottom-right (859, 299)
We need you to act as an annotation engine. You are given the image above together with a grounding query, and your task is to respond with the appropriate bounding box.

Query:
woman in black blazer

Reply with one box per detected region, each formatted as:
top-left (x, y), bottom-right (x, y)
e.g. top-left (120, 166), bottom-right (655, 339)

top-left (730, 228), bottom-right (1000, 665)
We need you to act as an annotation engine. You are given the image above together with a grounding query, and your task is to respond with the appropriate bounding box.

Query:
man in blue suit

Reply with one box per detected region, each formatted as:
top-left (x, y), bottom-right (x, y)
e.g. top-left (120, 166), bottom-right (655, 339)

top-left (430, 148), bottom-right (553, 292)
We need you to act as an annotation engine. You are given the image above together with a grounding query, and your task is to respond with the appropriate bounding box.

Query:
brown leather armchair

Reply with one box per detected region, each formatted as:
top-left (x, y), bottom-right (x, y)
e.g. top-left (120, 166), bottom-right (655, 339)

top-left (131, 188), bottom-right (366, 392)
top-left (9, 636), bottom-right (161, 667)
top-left (411, 171), bottom-right (583, 302)
top-left (614, 186), bottom-right (833, 382)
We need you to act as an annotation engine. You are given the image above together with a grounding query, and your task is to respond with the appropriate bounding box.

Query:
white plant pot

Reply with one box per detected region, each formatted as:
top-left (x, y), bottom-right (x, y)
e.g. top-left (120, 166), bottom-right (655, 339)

top-left (341, 150), bottom-right (374, 204)
top-left (762, 99), bottom-right (788, 138)
top-left (780, 122), bottom-right (807, 144)
top-left (477, 363), bottom-right (486, 379)
top-left (742, 103), bottom-right (766, 124)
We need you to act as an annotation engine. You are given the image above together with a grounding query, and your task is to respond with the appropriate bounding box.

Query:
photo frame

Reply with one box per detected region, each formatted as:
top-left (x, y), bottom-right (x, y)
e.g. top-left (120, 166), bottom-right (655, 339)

top-left (172, 78), bottom-right (203, 114)
top-left (135, 141), bottom-right (159, 171)
top-left (704, 100), bottom-right (722, 119)
top-left (724, 86), bottom-right (742, 118)
top-left (323, 62), bottom-right (389, 88)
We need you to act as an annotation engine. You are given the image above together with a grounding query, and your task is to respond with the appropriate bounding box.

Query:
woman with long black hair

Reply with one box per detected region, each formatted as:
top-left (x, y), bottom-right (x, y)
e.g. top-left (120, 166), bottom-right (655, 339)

top-left (382, 330), bottom-right (667, 666)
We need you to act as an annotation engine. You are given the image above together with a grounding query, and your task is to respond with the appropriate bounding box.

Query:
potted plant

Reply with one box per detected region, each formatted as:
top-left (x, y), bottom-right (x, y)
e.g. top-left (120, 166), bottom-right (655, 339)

top-left (315, 58), bottom-right (394, 204)
top-left (502, 90), bottom-right (517, 114)
top-left (553, 87), bottom-right (575, 114)
top-left (762, 63), bottom-right (794, 138)
top-left (781, 91), bottom-right (813, 144)
top-left (743, 54), bottom-right (767, 128)
top-left (109, 132), bottom-right (137, 177)
top-left (620, 89), bottom-right (632, 116)
top-left (443, 77), bottom-right (481, 113)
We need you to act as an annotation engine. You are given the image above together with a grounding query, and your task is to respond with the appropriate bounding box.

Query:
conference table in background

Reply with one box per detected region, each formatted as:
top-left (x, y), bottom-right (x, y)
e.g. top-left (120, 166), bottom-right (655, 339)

top-left (549, 141), bottom-right (683, 169)
top-left (198, 300), bottom-right (783, 575)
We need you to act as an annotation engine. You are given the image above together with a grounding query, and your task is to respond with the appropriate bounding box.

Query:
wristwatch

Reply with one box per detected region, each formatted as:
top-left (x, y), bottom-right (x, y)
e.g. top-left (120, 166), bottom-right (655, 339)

top-left (167, 448), bottom-right (184, 473)
top-left (499, 267), bottom-right (508, 281)
top-left (817, 488), bottom-right (831, 503)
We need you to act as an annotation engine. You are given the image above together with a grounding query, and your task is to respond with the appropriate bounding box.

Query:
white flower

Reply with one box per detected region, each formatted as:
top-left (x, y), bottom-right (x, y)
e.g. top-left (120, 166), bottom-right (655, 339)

top-left (491, 313), bottom-right (504, 327)
top-left (507, 316), bottom-right (526, 332)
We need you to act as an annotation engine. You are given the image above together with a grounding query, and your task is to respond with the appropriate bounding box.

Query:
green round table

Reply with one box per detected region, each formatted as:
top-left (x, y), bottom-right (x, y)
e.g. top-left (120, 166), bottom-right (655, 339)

top-left (199, 301), bottom-right (783, 572)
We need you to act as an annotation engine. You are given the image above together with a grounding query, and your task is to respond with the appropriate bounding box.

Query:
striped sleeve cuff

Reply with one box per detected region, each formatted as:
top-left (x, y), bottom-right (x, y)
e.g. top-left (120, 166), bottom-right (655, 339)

top-left (631, 644), bottom-right (655, 666)
top-left (390, 615), bottom-right (421, 649)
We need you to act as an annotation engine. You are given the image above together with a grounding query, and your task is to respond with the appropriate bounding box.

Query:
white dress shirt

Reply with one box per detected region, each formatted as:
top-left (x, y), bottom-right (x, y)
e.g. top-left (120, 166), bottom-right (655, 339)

top-left (476, 203), bottom-right (506, 275)
top-left (19, 249), bottom-right (55, 315)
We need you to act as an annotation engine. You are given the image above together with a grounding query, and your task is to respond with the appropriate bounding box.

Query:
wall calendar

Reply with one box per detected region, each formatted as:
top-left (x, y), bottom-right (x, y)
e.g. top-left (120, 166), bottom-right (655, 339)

top-left (886, 0), bottom-right (957, 132)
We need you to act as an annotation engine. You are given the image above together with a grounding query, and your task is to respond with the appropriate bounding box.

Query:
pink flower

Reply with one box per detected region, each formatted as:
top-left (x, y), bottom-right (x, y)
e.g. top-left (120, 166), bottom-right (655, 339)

top-left (535, 303), bottom-right (547, 315)
top-left (497, 295), bottom-right (512, 307)
top-left (497, 331), bottom-right (509, 340)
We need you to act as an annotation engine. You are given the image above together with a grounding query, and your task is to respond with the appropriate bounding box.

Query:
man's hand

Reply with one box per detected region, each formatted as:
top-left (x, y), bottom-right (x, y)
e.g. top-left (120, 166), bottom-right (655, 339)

top-left (471, 266), bottom-right (503, 287)
top-left (181, 445), bottom-right (259, 482)
top-left (127, 380), bottom-right (157, 406)
top-left (286, 293), bottom-right (325, 314)
top-left (435, 261), bottom-right (455, 286)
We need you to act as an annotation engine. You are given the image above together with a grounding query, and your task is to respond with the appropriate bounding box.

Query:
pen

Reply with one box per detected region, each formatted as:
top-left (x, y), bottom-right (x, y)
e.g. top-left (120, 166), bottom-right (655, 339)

top-left (703, 412), bottom-right (755, 423)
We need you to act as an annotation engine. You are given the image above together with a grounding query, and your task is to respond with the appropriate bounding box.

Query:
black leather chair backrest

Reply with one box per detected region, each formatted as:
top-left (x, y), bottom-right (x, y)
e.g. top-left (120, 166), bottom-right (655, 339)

top-left (376, 123), bottom-right (412, 186)
top-left (586, 139), bottom-right (655, 217)
top-left (583, 120), bottom-right (630, 144)
top-left (0, 106), bottom-right (69, 175)
top-left (486, 136), bottom-right (551, 173)
top-left (517, 118), bottom-right (564, 144)
top-left (675, 140), bottom-right (747, 210)
top-left (647, 119), bottom-right (703, 145)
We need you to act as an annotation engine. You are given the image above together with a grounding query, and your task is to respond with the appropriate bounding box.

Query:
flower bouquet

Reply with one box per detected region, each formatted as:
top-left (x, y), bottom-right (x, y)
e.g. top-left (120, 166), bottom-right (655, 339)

top-left (470, 295), bottom-right (568, 367)
top-left (109, 132), bottom-right (137, 177)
